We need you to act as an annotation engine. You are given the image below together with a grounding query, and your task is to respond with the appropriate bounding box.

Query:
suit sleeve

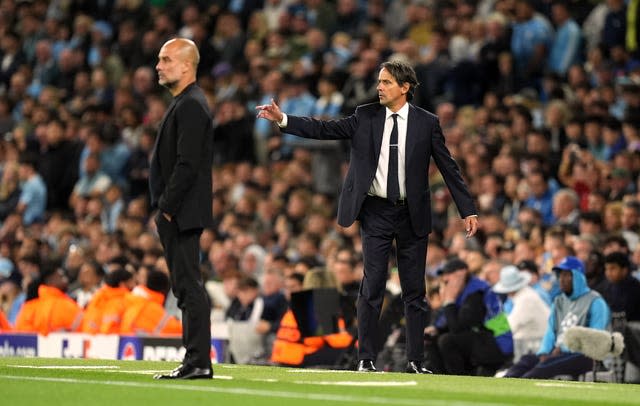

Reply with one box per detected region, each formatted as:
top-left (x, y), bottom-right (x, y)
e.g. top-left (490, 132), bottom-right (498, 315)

top-left (430, 119), bottom-right (477, 218)
top-left (158, 97), bottom-right (210, 216)
top-left (284, 113), bottom-right (357, 140)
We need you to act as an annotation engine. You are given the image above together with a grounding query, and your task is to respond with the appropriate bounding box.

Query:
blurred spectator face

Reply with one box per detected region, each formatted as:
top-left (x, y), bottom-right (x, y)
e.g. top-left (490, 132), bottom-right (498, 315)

top-left (261, 271), bottom-right (283, 296)
top-left (572, 238), bottom-right (594, 264)
top-left (622, 204), bottom-right (640, 230)
top-left (78, 262), bottom-right (102, 290)
top-left (133, 67), bottom-right (155, 96)
top-left (284, 274), bottom-right (303, 300)
top-left (46, 121), bottom-right (65, 145)
top-left (237, 285), bottom-right (258, 307)
top-left (332, 258), bottom-right (355, 286)
top-left (526, 172), bottom-right (548, 198)
top-left (558, 270), bottom-right (573, 295)
top-left (603, 203), bottom-right (623, 232)
top-left (47, 268), bottom-right (69, 292)
top-left (604, 260), bottom-right (628, 284)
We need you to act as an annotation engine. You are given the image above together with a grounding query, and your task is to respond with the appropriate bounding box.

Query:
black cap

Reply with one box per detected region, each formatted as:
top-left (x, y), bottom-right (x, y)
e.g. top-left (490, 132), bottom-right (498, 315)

top-left (437, 258), bottom-right (468, 276)
top-left (516, 260), bottom-right (538, 274)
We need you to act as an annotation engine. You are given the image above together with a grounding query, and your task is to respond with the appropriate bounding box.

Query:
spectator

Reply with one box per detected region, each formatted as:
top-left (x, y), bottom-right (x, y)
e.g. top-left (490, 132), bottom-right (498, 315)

top-left (15, 261), bottom-right (82, 335)
top-left (493, 265), bottom-right (550, 362)
top-left (602, 252), bottom-right (640, 322)
top-left (425, 258), bottom-right (513, 376)
top-left (504, 256), bottom-right (611, 379)
top-left (270, 268), bottom-right (353, 367)
top-left (0, 268), bottom-right (24, 324)
top-left (510, 0), bottom-right (554, 89)
top-left (548, 1), bottom-right (583, 76)
top-left (16, 153), bottom-right (46, 226)
top-left (68, 260), bottom-right (104, 309)
top-left (69, 152), bottom-right (112, 207)
top-left (255, 268), bottom-right (288, 358)
top-left (0, 161), bottom-right (21, 223)
top-left (552, 188), bottom-right (581, 234)
top-left (81, 268), bottom-right (134, 334)
top-left (121, 269), bottom-right (182, 335)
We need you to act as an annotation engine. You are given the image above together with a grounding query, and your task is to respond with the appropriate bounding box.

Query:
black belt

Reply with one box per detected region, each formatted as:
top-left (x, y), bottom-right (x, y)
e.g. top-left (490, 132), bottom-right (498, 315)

top-left (368, 194), bottom-right (407, 206)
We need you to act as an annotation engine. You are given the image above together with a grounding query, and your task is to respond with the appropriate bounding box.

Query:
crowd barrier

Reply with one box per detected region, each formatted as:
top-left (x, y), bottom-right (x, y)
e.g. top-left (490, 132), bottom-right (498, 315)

top-left (0, 324), bottom-right (228, 362)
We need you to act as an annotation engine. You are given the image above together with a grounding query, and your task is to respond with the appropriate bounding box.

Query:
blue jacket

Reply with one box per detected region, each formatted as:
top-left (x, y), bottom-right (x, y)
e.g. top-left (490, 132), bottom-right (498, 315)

top-left (538, 267), bottom-right (611, 355)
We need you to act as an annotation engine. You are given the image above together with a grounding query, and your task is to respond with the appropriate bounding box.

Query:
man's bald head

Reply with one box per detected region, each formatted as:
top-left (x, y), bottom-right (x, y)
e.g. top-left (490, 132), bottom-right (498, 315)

top-left (164, 38), bottom-right (200, 69)
top-left (156, 37), bottom-right (200, 95)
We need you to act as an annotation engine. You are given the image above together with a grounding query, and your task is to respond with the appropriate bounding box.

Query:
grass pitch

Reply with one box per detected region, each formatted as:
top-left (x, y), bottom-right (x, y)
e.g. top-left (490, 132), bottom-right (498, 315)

top-left (1, 357), bottom-right (640, 406)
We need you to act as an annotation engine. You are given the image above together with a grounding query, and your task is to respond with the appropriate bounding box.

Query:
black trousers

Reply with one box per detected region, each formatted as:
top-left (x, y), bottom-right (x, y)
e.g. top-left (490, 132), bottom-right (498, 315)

top-left (426, 330), bottom-right (506, 375)
top-left (155, 213), bottom-right (211, 369)
top-left (505, 352), bottom-right (593, 379)
top-left (357, 196), bottom-right (429, 362)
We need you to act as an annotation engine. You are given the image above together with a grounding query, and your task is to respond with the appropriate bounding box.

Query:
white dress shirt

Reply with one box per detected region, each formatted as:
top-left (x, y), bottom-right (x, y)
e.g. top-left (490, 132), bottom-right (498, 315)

top-left (369, 103), bottom-right (409, 199)
top-left (279, 104), bottom-right (410, 200)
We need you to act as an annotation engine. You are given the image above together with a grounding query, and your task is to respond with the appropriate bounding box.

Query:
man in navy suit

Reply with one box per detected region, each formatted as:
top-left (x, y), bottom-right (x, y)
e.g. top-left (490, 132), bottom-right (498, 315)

top-left (150, 38), bottom-right (214, 380)
top-left (257, 59), bottom-right (479, 373)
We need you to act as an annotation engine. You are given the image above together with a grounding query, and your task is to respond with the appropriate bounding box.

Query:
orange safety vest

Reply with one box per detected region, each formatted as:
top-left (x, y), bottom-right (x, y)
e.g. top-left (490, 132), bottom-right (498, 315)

top-left (0, 309), bottom-right (11, 332)
top-left (270, 309), bottom-right (352, 366)
top-left (15, 285), bottom-right (83, 335)
top-left (120, 287), bottom-right (182, 336)
top-left (81, 285), bottom-right (129, 334)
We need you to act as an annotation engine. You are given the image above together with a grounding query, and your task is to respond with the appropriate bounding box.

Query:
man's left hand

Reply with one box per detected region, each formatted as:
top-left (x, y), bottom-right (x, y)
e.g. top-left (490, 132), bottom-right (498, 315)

top-left (464, 215), bottom-right (478, 238)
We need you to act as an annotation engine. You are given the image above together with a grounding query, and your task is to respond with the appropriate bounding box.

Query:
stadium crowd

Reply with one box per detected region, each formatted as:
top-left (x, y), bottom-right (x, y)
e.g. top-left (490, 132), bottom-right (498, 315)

top-left (0, 0), bottom-right (640, 380)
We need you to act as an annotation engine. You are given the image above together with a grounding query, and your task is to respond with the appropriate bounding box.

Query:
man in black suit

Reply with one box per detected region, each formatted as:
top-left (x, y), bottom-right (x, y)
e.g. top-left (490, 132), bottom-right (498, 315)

top-left (150, 38), bottom-right (214, 380)
top-left (257, 60), bottom-right (479, 373)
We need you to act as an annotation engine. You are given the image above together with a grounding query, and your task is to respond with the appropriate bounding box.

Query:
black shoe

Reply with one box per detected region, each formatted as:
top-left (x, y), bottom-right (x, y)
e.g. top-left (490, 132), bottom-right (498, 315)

top-left (406, 361), bottom-right (432, 374)
top-left (154, 364), bottom-right (213, 380)
top-left (357, 360), bottom-right (377, 372)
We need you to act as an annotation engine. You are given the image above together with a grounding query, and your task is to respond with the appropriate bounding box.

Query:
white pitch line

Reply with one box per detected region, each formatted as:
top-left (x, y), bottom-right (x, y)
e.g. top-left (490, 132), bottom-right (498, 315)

top-left (100, 370), bottom-right (234, 379)
top-left (0, 374), bottom-right (513, 406)
top-left (9, 365), bottom-right (120, 370)
top-left (293, 380), bottom-right (417, 387)
top-left (287, 369), bottom-right (363, 373)
top-left (251, 378), bottom-right (279, 383)
top-left (535, 382), bottom-right (600, 390)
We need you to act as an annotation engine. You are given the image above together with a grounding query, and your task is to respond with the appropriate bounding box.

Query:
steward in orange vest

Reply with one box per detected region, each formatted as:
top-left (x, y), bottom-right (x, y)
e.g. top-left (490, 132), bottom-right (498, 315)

top-left (15, 264), bottom-right (82, 335)
top-left (270, 306), bottom-right (353, 366)
top-left (81, 268), bottom-right (133, 334)
top-left (0, 309), bottom-right (11, 331)
top-left (120, 270), bottom-right (182, 335)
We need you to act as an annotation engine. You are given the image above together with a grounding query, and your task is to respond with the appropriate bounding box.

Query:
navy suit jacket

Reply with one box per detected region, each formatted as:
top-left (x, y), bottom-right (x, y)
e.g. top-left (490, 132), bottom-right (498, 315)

top-left (149, 83), bottom-right (214, 232)
top-left (283, 102), bottom-right (477, 237)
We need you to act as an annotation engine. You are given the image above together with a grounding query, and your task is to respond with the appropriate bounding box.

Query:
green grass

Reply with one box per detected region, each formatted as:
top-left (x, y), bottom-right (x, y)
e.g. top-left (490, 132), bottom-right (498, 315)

top-left (1, 357), bottom-right (639, 406)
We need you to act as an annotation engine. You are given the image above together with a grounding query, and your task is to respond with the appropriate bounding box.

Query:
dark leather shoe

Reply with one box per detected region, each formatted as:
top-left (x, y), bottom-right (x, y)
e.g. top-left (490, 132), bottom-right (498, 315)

top-left (154, 364), bottom-right (213, 380)
top-left (406, 361), bottom-right (432, 374)
top-left (357, 359), bottom-right (377, 372)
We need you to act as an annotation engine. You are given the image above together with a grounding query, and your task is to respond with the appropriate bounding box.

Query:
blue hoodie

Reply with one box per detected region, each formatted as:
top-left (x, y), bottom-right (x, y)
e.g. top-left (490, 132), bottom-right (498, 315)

top-left (537, 267), bottom-right (611, 355)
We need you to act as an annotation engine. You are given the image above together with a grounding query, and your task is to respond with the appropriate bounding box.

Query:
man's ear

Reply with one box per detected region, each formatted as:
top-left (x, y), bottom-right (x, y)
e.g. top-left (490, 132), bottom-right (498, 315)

top-left (401, 82), bottom-right (410, 95)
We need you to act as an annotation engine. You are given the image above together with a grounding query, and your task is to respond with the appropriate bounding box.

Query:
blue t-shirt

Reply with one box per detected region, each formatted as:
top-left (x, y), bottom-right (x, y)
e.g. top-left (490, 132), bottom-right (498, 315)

top-left (511, 15), bottom-right (554, 74)
top-left (19, 174), bottom-right (47, 225)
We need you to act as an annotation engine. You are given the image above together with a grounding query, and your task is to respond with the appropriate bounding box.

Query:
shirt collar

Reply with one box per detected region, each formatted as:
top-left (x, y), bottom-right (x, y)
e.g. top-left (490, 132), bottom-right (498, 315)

top-left (386, 103), bottom-right (409, 121)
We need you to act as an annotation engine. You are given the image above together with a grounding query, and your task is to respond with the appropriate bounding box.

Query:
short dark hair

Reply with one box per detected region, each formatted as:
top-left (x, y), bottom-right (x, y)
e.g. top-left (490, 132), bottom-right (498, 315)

top-left (104, 268), bottom-right (133, 288)
top-left (604, 252), bottom-right (630, 270)
top-left (380, 59), bottom-right (419, 101)
top-left (146, 269), bottom-right (170, 296)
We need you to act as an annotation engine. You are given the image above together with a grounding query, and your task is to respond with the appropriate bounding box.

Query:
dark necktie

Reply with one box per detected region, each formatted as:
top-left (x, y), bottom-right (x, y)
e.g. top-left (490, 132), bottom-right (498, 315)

top-left (387, 113), bottom-right (400, 203)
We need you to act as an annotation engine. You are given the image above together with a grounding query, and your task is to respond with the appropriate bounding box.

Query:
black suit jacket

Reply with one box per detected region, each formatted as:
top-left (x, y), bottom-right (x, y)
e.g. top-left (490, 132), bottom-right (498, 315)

top-left (284, 102), bottom-right (476, 237)
top-left (149, 83), bottom-right (214, 232)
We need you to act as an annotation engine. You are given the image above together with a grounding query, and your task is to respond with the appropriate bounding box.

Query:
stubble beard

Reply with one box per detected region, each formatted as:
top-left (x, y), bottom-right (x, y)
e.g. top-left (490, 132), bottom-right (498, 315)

top-left (160, 78), bottom-right (179, 93)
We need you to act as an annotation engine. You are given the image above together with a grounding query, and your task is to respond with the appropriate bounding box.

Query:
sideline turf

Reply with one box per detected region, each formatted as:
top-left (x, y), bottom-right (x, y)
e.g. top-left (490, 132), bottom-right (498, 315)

top-left (0, 357), bottom-right (639, 406)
